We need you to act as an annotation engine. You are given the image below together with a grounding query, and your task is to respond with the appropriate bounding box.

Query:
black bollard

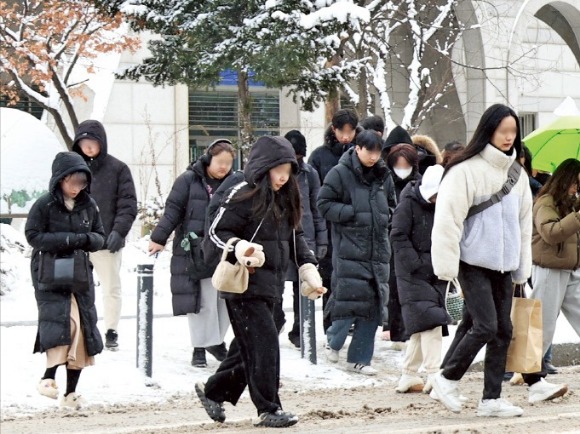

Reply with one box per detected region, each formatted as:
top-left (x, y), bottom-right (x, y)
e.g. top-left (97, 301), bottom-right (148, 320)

top-left (137, 263), bottom-right (154, 377)
top-left (299, 294), bottom-right (317, 364)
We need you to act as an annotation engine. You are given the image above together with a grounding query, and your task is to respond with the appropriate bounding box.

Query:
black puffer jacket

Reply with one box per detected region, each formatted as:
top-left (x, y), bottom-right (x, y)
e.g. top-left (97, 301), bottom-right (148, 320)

top-left (297, 161), bottom-right (327, 250)
top-left (203, 136), bottom-right (317, 301)
top-left (151, 159), bottom-right (231, 316)
top-left (309, 126), bottom-right (352, 186)
top-left (72, 120), bottom-right (137, 247)
top-left (317, 148), bottom-right (393, 320)
top-left (390, 181), bottom-right (451, 335)
top-left (25, 152), bottom-right (105, 356)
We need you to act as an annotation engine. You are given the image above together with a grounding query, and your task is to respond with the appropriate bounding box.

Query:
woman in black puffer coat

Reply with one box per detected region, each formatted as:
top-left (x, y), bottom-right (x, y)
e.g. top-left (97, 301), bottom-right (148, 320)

top-left (317, 131), bottom-right (394, 375)
top-left (390, 165), bottom-right (452, 393)
top-left (197, 136), bottom-right (320, 428)
top-left (384, 143), bottom-right (422, 342)
top-left (26, 152), bottom-right (105, 407)
top-left (149, 140), bottom-right (235, 368)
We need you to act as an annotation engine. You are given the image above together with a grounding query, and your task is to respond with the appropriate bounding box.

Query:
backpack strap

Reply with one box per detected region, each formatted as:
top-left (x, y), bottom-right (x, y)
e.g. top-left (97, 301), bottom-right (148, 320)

top-left (466, 160), bottom-right (522, 219)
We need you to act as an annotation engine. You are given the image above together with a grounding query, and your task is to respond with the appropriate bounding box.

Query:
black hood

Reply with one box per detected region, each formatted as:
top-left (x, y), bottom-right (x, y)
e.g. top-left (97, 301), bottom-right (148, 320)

top-left (49, 152), bottom-right (92, 197)
top-left (243, 136), bottom-right (299, 186)
top-left (72, 120), bottom-right (108, 160)
top-left (383, 125), bottom-right (413, 155)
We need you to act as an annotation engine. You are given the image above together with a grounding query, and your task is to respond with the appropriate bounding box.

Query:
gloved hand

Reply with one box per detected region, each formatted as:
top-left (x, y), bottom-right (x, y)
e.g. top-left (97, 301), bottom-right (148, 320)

top-left (106, 230), bottom-right (124, 253)
top-left (299, 263), bottom-right (327, 300)
top-left (70, 233), bottom-right (88, 249)
top-left (234, 240), bottom-right (265, 268)
top-left (316, 245), bottom-right (328, 260)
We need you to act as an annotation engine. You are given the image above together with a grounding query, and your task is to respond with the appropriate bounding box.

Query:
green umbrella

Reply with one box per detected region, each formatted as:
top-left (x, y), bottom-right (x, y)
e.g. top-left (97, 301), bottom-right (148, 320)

top-left (523, 116), bottom-right (580, 173)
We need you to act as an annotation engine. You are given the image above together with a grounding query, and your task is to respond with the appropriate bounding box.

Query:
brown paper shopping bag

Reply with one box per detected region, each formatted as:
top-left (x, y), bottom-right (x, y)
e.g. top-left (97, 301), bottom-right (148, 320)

top-left (506, 297), bottom-right (543, 373)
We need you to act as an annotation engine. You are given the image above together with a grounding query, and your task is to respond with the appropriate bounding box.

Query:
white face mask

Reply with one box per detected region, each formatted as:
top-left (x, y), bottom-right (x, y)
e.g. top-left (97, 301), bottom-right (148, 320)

top-left (394, 167), bottom-right (413, 180)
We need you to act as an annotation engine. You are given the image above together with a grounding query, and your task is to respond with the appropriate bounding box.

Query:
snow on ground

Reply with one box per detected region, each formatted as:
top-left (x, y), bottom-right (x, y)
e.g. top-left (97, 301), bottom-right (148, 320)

top-left (0, 108), bottom-right (66, 214)
top-left (1, 224), bottom-right (578, 420)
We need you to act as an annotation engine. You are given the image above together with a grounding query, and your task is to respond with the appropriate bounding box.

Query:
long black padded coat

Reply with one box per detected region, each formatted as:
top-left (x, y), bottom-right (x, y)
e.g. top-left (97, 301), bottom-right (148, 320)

top-left (150, 158), bottom-right (231, 316)
top-left (390, 181), bottom-right (452, 336)
top-left (203, 136), bottom-right (317, 301)
top-left (72, 120), bottom-right (137, 247)
top-left (317, 148), bottom-right (393, 321)
top-left (25, 152), bottom-right (106, 356)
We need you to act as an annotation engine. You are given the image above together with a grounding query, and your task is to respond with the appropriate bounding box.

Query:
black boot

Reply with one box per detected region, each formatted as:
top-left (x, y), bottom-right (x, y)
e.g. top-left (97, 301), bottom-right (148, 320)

top-left (105, 329), bottom-right (118, 351)
top-left (191, 348), bottom-right (207, 367)
top-left (206, 343), bottom-right (228, 362)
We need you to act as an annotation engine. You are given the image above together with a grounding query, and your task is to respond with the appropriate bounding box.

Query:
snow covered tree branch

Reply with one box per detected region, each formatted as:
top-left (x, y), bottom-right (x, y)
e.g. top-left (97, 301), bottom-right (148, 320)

top-left (0, 0), bottom-right (139, 149)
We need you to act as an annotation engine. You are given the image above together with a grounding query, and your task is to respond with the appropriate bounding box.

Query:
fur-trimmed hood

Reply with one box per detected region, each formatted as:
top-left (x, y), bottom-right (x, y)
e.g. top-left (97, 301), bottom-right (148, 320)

top-left (412, 135), bottom-right (443, 164)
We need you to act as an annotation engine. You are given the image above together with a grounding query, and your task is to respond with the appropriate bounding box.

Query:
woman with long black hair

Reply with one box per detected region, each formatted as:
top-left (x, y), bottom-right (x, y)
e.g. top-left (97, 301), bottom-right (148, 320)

top-left (521, 158), bottom-right (579, 402)
top-left (430, 104), bottom-right (533, 417)
top-left (196, 136), bottom-right (323, 428)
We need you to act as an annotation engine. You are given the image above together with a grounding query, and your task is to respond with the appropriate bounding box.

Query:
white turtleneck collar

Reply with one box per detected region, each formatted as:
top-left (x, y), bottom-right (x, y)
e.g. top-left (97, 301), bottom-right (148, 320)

top-left (480, 143), bottom-right (516, 169)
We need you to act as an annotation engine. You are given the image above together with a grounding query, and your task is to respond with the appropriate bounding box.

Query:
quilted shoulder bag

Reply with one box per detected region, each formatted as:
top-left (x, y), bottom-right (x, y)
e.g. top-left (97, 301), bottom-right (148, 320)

top-left (211, 219), bottom-right (264, 294)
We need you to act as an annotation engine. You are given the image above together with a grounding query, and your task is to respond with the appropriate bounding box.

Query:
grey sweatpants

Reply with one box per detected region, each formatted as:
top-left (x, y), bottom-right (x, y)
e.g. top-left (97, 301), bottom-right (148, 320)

top-left (530, 265), bottom-right (580, 355)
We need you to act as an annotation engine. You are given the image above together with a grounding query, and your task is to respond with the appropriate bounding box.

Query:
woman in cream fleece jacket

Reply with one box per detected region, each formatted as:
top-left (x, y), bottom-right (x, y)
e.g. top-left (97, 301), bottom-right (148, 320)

top-left (429, 104), bottom-right (533, 418)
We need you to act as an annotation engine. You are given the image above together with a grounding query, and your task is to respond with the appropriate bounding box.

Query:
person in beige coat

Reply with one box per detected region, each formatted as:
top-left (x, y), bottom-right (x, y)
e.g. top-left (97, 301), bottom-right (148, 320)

top-left (430, 104), bottom-right (532, 417)
top-left (521, 158), bottom-right (580, 402)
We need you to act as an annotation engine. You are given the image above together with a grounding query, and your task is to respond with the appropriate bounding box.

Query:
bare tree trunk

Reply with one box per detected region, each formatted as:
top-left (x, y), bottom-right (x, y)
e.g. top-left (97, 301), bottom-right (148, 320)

top-left (237, 70), bottom-right (254, 162)
top-left (324, 56), bottom-right (341, 123)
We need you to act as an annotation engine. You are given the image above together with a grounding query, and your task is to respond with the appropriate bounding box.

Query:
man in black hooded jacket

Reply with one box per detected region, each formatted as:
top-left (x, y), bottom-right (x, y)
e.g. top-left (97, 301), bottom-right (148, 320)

top-left (72, 120), bottom-right (137, 350)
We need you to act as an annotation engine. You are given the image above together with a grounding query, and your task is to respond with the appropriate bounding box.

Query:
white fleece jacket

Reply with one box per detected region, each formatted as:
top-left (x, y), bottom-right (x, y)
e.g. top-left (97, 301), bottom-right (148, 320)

top-left (431, 144), bottom-right (533, 283)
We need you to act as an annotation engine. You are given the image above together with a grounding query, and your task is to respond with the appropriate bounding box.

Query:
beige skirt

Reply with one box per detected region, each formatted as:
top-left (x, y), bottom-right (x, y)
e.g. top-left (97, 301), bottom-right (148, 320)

top-left (46, 295), bottom-right (95, 370)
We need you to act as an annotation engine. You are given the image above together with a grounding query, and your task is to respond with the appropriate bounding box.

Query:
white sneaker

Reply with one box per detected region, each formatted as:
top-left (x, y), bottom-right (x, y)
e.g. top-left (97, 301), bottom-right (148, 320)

top-left (325, 346), bottom-right (339, 363)
top-left (431, 372), bottom-right (462, 413)
top-left (528, 378), bottom-right (568, 403)
top-left (395, 374), bottom-right (424, 393)
top-left (476, 398), bottom-right (523, 417)
top-left (37, 379), bottom-right (59, 399)
top-left (60, 392), bottom-right (86, 410)
top-left (429, 388), bottom-right (468, 403)
top-left (347, 363), bottom-right (377, 376)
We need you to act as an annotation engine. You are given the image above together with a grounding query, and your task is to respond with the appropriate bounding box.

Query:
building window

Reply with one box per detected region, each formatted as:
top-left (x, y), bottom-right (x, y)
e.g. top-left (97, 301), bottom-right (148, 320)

top-left (0, 91), bottom-right (44, 120)
top-left (188, 90), bottom-right (280, 165)
top-left (519, 113), bottom-right (537, 139)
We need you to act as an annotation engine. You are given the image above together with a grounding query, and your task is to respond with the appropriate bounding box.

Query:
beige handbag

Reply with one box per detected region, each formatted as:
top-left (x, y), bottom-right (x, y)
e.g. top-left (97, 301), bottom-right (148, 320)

top-left (212, 237), bottom-right (249, 294)
top-left (211, 219), bottom-right (264, 294)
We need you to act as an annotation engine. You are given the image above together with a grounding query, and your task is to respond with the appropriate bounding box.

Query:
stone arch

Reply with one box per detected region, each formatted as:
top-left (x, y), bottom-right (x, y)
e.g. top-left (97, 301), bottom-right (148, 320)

top-left (535, 1), bottom-right (580, 67)
top-left (453, 0), bottom-right (487, 139)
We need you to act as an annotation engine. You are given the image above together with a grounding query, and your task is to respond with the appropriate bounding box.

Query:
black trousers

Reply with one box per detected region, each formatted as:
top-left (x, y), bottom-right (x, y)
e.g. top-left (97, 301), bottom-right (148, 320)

top-left (387, 255), bottom-right (406, 341)
top-left (318, 255), bottom-right (333, 333)
top-left (288, 280), bottom-right (300, 338)
top-left (441, 261), bottom-right (513, 400)
top-left (204, 298), bottom-right (282, 415)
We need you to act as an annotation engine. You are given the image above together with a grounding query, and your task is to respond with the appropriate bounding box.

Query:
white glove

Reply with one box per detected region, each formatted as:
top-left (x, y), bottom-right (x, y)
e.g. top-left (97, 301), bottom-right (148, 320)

top-left (299, 263), bottom-right (327, 300)
top-left (234, 240), bottom-right (265, 268)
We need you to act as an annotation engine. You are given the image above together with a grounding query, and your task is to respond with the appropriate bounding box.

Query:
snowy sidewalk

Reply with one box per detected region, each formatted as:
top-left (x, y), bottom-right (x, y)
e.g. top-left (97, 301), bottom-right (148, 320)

top-left (1, 236), bottom-right (578, 419)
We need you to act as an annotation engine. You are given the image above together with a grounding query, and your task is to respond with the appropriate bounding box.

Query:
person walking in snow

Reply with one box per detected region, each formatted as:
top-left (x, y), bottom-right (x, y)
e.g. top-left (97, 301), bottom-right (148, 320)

top-left (148, 140), bottom-right (236, 367)
top-left (520, 158), bottom-right (580, 402)
top-left (383, 142), bottom-right (421, 344)
top-left (72, 120), bottom-right (137, 350)
top-left (391, 165), bottom-right (453, 393)
top-left (317, 130), bottom-right (394, 375)
top-left (195, 136), bottom-right (324, 428)
top-left (26, 152), bottom-right (105, 409)
top-left (309, 109), bottom-right (360, 332)
top-left (430, 104), bottom-right (533, 417)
